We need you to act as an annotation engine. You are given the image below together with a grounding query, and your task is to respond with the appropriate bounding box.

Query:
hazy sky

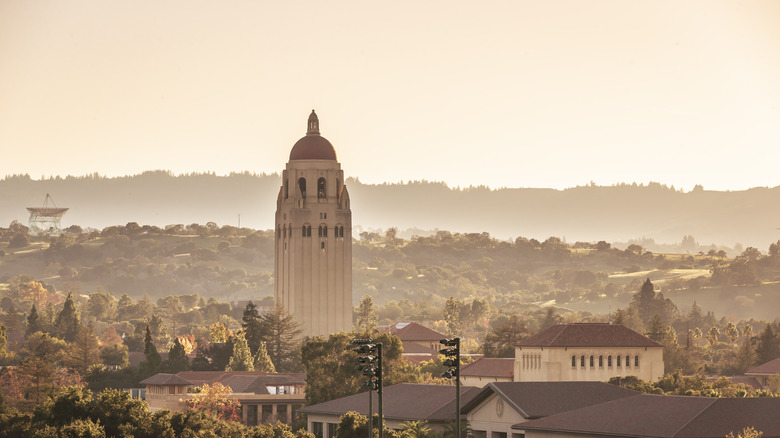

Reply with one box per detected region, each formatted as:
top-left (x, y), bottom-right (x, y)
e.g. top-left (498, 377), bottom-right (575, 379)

top-left (1, 0), bottom-right (779, 191)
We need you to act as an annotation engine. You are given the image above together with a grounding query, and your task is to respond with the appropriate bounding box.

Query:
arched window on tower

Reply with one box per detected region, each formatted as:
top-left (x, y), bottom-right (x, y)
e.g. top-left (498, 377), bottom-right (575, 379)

top-left (302, 225), bottom-right (307, 237)
top-left (318, 226), bottom-right (323, 237)
top-left (298, 177), bottom-right (306, 198)
top-left (318, 178), bottom-right (326, 200)
top-left (306, 226), bottom-right (311, 237)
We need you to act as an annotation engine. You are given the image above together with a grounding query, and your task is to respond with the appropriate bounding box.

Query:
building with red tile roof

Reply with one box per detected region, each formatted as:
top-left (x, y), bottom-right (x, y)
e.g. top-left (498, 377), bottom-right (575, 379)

top-left (462, 381), bottom-right (638, 438)
top-left (515, 323), bottom-right (664, 382)
top-left (460, 358), bottom-right (514, 387)
top-left (382, 322), bottom-right (447, 363)
top-left (515, 393), bottom-right (780, 438)
top-left (299, 383), bottom-right (481, 437)
top-left (746, 358), bottom-right (780, 389)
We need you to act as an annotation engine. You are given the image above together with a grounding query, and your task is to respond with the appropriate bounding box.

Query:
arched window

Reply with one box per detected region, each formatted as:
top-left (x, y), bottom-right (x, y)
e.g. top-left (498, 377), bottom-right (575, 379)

top-left (298, 177), bottom-right (306, 198)
top-left (580, 355), bottom-right (585, 367)
top-left (635, 355), bottom-right (640, 367)
top-left (318, 177), bottom-right (326, 199)
top-left (302, 225), bottom-right (306, 237)
top-left (571, 356), bottom-right (576, 367)
top-left (307, 226), bottom-right (311, 237)
top-left (318, 226), bottom-right (323, 237)
top-left (323, 225), bottom-right (328, 237)
top-left (608, 355), bottom-right (613, 367)
top-left (626, 355), bottom-right (631, 367)
top-left (617, 355), bottom-right (622, 367)
top-left (283, 224), bottom-right (286, 239)
top-left (598, 355), bottom-right (603, 367)
top-left (589, 355), bottom-right (594, 367)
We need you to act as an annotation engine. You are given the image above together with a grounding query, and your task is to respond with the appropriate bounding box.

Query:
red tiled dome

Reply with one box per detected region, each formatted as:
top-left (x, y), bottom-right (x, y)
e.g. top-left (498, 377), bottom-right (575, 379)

top-left (289, 135), bottom-right (337, 161)
top-left (289, 109), bottom-right (337, 161)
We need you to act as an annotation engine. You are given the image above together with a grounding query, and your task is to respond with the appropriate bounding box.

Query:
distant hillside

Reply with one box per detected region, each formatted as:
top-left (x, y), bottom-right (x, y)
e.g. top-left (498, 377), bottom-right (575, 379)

top-left (2, 172), bottom-right (779, 247)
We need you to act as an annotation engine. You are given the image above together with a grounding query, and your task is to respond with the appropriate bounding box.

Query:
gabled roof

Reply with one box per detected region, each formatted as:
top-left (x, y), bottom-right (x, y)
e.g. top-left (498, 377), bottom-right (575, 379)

top-left (139, 373), bottom-right (192, 385)
top-left (140, 371), bottom-right (305, 394)
top-left (462, 381), bottom-right (638, 419)
top-left (746, 357), bottom-right (780, 375)
top-left (300, 383), bottom-right (480, 422)
top-left (383, 322), bottom-right (445, 342)
top-left (517, 323), bottom-right (662, 348)
top-left (515, 394), bottom-right (780, 438)
top-left (460, 358), bottom-right (514, 379)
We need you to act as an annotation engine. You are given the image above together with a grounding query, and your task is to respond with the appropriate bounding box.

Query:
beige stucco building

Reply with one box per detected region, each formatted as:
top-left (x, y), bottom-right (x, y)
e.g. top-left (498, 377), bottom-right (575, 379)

top-left (275, 110), bottom-right (352, 338)
top-left (515, 323), bottom-right (664, 383)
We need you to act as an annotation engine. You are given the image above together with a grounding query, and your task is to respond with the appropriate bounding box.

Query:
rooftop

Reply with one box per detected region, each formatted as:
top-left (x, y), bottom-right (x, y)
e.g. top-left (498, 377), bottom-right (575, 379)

top-left (300, 383), bottom-right (480, 422)
top-left (382, 322), bottom-right (446, 342)
top-left (746, 357), bottom-right (780, 375)
top-left (517, 323), bottom-right (662, 348)
top-left (462, 381), bottom-right (638, 419)
top-left (516, 394), bottom-right (780, 437)
top-left (460, 358), bottom-right (514, 379)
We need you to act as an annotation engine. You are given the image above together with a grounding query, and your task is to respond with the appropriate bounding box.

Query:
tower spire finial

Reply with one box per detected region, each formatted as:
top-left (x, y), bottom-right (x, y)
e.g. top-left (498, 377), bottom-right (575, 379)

top-left (307, 109), bottom-right (319, 135)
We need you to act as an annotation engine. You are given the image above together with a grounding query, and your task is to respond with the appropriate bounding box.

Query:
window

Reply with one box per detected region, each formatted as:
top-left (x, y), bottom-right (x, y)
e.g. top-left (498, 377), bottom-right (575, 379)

top-left (246, 404), bottom-right (258, 426)
top-left (307, 226), bottom-right (311, 237)
top-left (302, 226), bottom-right (307, 237)
top-left (323, 226), bottom-right (328, 237)
top-left (321, 242), bottom-right (325, 250)
top-left (580, 355), bottom-right (585, 367)
top-left (571, 355), bottom-right (576, 367)
top-left (599, 355), bottom-right (603, 367)
top-left (608, 355), bottom-right (612, 367)
top-left (318, 177), bottom-right (326, 199)
top-left (289, 225), bottom-right (292, 237)
top-left (318, 226), bottom-right (323, 237)
top-left (312, 422), bottom-right (323, 438)
top-left (626, 355), bottom-right (630, 367)
top-left (282, 225), bottom-right (286, 239)
top-left (298, 177), bottom-right (306, 197)
top-left (277, 404), bottom-right (288, 424)
top-left (635, 355), bottom-right (640, 367)
top-left (617, 355), bottom-right (621, 367)
top-left (262, 405), bottom-right (273, 422)
top-left (589, 355), bottom-right (594, 367)
top-left (328, 423), bottom-right (337, 438)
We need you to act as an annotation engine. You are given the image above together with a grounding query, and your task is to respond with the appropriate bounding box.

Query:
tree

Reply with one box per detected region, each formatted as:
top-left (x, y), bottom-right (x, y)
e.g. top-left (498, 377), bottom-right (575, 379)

top-left (226, 331), bottom-right (254, 371)
top-left (259, 306), bottom-right (302, 372)
top-left (253, 341), bottom-right (276, 373)
top-left (0, 324), bottom-right (9, 361)
top-left (630, 278), bottom-right (677, 323)
top-left (726, 427), bottom-right (764, 438)
top-left (644, 314), bottom-right (666, 342)
top-left (139, 325), bottom-right (161, 378)
top-left (540, 307), bottom-right (563, 330)
top-left (26, 304), bottom-right (42, 337)
top-left (242, 301), bottom-right (263, 355)
top-left (754, 324), bottom-right (780, 365)
top-left (164, 338), bottom-right (189, 373)
top-left (184, 382), bottom-right (241, 422)
top-left (725, 322), bottom-right (740, 344)
top-left (85, 291), bottom-right (116, 322)
top-left (484, 315), bottom-right (529, 357)
top-left (355, 295), bottom-right (378, 332)
top-left (443, 297), bottom-right (462, 337)
top-left (706, 326), bottom-right (720, 347)
top-left (64, 323), bottom-right (102, 375)
top-left (400, 420), bottom-right (433, 438)
top-left (55, 293), bottom-right (80, 342)
top-left (100, 343), bottom-right (129, 369)
top-left (210, 322), bottom-right (231, 343)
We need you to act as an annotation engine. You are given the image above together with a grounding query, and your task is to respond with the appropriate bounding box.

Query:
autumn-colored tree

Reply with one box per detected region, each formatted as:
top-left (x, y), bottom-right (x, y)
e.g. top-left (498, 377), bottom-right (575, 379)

top-left (64, 323), bottom-right (102, 375)
top-left (184, 382), bottom-right (241, 422)
top-left (210, 322), bottom-right (231, 343)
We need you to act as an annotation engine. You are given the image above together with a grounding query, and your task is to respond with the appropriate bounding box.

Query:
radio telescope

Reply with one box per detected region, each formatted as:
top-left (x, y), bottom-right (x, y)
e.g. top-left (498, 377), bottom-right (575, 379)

top-left (26, 194), bottom-right (69, 236)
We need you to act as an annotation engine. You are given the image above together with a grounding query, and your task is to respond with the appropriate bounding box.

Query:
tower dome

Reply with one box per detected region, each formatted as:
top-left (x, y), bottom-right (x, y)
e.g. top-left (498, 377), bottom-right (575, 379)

top-left (289, 110), bottom-right (337, 161)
